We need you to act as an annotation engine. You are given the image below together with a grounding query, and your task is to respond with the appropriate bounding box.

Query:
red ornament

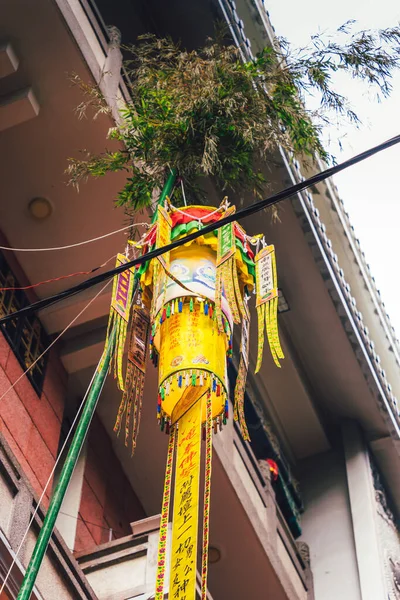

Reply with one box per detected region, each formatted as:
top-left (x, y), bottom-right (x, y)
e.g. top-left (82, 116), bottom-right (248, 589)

top-left (266, 458), bottom-right (279, 482)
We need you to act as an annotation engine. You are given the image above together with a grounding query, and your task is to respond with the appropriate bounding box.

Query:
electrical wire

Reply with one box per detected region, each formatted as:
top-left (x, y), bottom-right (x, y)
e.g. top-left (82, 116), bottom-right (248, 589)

top-left (0, 223), bottom-right (150, 252)
top-left (0, 280), bottom-right (112, 404)
top-left (1, 132), bottom-right (399, 326)
top-left (0, 281), bottom-right (112, 595)
top-left (0, 253), bottom-right (118, 292)
top-left (58, 511), bottom-right (125, 537)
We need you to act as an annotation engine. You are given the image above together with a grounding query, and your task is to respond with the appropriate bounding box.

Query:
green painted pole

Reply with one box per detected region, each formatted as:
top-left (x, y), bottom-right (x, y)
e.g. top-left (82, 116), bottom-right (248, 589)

top-left (17, 325), bottom-right (118, 600)
top-left (151, 168), bottom-right (177, 222)
top-left (17, 171), bottom-right (177, 600)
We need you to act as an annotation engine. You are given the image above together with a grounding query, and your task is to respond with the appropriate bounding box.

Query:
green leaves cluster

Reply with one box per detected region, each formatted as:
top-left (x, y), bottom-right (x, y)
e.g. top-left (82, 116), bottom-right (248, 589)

top-left (67, 24), bottom-right (400, 210)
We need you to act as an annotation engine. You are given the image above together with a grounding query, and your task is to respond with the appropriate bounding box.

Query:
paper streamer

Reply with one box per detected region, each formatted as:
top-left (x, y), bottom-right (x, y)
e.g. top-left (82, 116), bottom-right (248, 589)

top-left (99, 254), bottom-right (136, 390)
top-left (254, 245), bottom-right (284, 371)
top-left (169, 401), bottom-right (202, 600)
top-left (113, 306), bottom-right (150, 453)
top-left (201, 392), bottom-right (213, 599)
top-left (155, 425), bottom-right (176, 600)
top-left (234, 300), bottom-right (250, 440)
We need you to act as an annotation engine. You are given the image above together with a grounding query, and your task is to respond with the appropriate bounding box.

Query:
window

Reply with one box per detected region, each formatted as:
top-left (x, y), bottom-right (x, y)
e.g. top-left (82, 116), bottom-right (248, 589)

top-left (0, 253), bottom-right (49, 395)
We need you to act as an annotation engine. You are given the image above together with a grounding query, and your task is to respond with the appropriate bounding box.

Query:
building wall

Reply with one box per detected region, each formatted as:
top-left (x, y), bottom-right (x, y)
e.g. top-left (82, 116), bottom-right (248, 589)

top-left (0, 430), bottom-right (97, 600)
top-left (0, 320), bottom-right (145, 555)
top-left (375, 493), bottom-right (400, 599)
top-left (74, 415), bottom-right (146, 553)
top-left (298, 449), bottom-right (362, 600)
top-left (371, 458), bottom-right (400, 599)
top-left (0, 330), bottom-right (66, 507)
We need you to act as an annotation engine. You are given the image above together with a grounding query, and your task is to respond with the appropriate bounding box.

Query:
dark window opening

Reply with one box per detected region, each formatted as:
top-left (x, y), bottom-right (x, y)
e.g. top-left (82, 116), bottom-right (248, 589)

top-left (0, 253), bottom-right (49, 396)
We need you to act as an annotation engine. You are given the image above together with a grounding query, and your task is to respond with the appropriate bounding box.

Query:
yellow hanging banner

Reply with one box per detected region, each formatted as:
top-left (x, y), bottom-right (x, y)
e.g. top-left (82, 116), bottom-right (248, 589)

top-left (254, 245), bottom-right (284, 370)
top-left (152, 205), bottom-right (172, 318)
top-left (169, 401), bottom-right (202, 600)
top-left (99, 253), bottom-right (136, 390)
top-left (156, 205), bottom-right (172, 271)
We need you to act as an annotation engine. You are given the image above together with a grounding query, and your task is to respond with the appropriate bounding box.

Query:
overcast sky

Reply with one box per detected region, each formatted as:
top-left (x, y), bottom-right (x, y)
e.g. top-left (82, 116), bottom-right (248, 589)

top-left (266, 0), bottom-right (400, 336)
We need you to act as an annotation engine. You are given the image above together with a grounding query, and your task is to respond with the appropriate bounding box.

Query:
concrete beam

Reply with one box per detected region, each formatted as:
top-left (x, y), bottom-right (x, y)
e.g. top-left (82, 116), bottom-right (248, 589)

top-left (0, 87), bottom-right (39, 133)
top-left (60, 324), bottom-right (107, 373)
top-left (0, 42), bottom-right (19, 78)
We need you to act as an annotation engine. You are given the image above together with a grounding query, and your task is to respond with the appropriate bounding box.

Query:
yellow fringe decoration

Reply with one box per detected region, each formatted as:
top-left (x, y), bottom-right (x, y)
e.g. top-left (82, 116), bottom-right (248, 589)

top-left (215, 207), bottom-right (245, 332)
top-left (114, 306), bottom-right (150, 454)
top-left (201, 392), bottom-right (213, 599)
top-left (234, 302), bottom-right (250, 440)
top-left (254, 245), bottom-right (284, 371)
top-left (99, 254), bottom-right (136, 390)
top-left (151, 205), bottom-right (172, 320)
top-left (155, 425), bottom-right (176, 600)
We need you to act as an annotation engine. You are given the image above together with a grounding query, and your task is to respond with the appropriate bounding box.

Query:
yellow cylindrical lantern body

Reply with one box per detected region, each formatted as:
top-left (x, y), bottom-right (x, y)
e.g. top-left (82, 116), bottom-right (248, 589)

top-left (154, 244), bottom-right (233, 329)
top-left (157, 303), bottom-right (228, 423)
top-left (152, 243), bottom-right (230, 425)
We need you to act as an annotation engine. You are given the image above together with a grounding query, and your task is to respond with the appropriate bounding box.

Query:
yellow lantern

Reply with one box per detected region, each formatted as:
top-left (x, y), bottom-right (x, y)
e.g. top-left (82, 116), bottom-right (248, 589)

top-left (150, 240), bottom-right (233, 428)
top-left (109, 199), bottom-right (284, 600)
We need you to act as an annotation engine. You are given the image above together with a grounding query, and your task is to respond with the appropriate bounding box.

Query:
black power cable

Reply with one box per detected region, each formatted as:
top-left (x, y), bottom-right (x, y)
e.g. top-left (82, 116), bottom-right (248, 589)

top-left (1, 133), bottom-right (400, 326)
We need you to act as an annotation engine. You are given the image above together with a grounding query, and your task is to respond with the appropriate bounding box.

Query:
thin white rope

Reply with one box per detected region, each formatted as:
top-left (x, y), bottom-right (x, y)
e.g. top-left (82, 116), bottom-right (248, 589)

top-left (180, 179), bottom-right (187, 207)
top-left (0, 223), bottom-right (150, 253)
top-left (0, 281), bottom-right (112, 595)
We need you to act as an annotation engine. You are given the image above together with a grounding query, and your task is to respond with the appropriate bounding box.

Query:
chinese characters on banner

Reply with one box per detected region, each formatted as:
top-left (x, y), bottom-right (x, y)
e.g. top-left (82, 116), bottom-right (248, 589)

top-left (169, 401), bottom-right (202, 600)
top-left (217, 221), bottom-right (235, 265)
top-left (255, 245), bottom-right (277, 306)
top-left (153, 205), bottom-right (172, 317)
top-left (216, 205), bottom-right (236, 267)
top-left (101, 253), bottom-right (136, 391)
top-left (128, 307), bottom-right (150, 373)
top-left (156, 205), bottom-right (173, 270)
top-left (113, 254), bottom-right (136, 321)
top-left (254, 244), bottom-right (284, 370)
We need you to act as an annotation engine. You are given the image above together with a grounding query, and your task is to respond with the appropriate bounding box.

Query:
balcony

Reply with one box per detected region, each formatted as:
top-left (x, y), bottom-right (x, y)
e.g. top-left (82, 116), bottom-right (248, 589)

top-left (0, 382), bottom-right (312, 600)
top-left (222, 427), bottom-right (313, 600)
top-left (76, 516), bottom-right (213, 600)
top-left (75, 424), bottom-right (313, 600)
top-left (0, 433), bottom-right (95, 600)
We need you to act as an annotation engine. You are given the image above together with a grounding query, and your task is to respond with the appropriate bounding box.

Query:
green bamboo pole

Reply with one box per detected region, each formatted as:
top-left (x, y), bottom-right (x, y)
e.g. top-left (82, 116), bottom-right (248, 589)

top-left (151, 168), bottom-right (177, 221)
top-left (17, 326), bottom-right (117, 600)
top-left (17, 171), bottom-right (177, 600)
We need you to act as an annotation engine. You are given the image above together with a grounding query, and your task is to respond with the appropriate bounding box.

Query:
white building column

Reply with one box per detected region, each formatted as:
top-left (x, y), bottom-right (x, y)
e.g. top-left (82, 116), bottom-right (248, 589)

top-left (55, 442), bottom-right (87, 550)
top-left (341, 420), bottom-right (386, 600)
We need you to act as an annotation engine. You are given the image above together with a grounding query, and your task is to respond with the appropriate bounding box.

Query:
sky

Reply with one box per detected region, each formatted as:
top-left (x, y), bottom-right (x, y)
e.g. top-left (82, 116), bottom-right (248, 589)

top-left (266, 0), bottom-right (400, 336)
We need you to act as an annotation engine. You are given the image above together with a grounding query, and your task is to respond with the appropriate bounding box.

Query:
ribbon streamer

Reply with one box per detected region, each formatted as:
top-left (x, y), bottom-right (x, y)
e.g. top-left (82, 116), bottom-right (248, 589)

top-left (215, 207), bottom-right (244, 332)
top-left (201, 392), bottom-right (213, 599)
top-left (152, 205), bottom-right (172, 319)
top-left (99, 254), bottom-right (136, 390)
top-left (234, 301), bottom-right (250, 440)
top-left (254, 245), bottom-right (284, 371)
top-left (155, 425), bottom-right (177, 600)
top-left (114, 305), bottom-right (150, 454)
top-left (169, 401), bottom-right (202, 600)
